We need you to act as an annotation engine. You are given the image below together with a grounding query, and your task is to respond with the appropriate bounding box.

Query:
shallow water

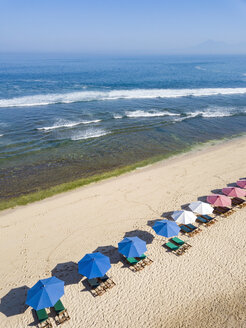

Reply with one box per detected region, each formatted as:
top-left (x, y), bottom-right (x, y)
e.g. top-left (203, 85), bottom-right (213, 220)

top-left (0, 54), bottom-right (246, 199)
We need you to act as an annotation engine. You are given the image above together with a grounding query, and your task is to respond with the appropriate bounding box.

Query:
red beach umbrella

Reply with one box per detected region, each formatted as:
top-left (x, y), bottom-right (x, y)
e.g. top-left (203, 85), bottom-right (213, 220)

top-left (236, 180), bottom-right (246, 189)
top-left (207, 194), bottom-right (232, 207)
top-left (222, 187), bottom-right (246, 198)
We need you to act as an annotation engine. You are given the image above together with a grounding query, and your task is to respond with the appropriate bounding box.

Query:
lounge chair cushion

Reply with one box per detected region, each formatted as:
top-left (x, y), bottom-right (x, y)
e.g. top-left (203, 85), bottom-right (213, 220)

top-left (165, 242), bottom-right (179, 251)
top-left (197, 216), bottom-right (207, 223)
top-left (171, 237), bottom-right (185, 245)
top-left (88, 278), bottom-right (100, 288)
top-left (180, 225), bottom-right (192, 232)
top-left (127, 257), bottom-right (139, 264)
top-left (202, 215), bottom-right (213, 221)
top-left (54, 299), bottom-right (65, 314)
top-left (36, 309), bottom-right (48, 323)
top-left (137, 254), bottom-right (146, 260)
top-left (186, 224), bottom-right (197, 230)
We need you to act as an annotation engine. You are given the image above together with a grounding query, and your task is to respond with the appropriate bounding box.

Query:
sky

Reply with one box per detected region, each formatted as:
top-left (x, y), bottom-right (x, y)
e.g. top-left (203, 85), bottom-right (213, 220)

top-left (1, 0), bottom-right (246, 54)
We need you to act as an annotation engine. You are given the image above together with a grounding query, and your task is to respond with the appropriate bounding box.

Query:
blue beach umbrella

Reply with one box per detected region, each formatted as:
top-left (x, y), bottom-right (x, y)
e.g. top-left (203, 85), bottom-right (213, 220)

top-left (118, 236), bottom-right (147, 258)
top-left (152, 220), bottom-right (180, 237)
top-left (78, 252), bottom-right (111, 279)
top-left (26, 276), bottom-right (64, 310)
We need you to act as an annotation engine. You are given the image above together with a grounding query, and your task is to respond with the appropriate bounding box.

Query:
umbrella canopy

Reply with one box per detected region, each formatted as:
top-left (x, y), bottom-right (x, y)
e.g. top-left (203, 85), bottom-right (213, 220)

top-left (236, 180), bottom-right (246, 189)
top-left (152, 220), bottom-right (180, 237)
top-left (222, 187), bottom-right (246, 198)
top-left (171, 210), bottom-right (197, 224)
top-left (78, 252), bottom-right (111, 279)
top-left (118, 236), bottom-right (147, 258)
top-left (188, 201), bottom-right (213, 215)
top-left (207, 194), bottom-right (231, 207)
top-left (26, 277), bottom-right (64, 310)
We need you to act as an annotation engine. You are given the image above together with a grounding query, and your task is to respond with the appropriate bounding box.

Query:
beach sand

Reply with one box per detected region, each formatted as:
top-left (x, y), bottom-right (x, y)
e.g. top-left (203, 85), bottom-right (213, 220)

top-left (0, 137), bottom-right (246, 328)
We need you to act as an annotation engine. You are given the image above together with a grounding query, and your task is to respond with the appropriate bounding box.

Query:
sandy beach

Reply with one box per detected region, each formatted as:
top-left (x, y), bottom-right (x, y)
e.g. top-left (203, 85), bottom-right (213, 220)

top-left (0, 137), bottom-right (246, 328)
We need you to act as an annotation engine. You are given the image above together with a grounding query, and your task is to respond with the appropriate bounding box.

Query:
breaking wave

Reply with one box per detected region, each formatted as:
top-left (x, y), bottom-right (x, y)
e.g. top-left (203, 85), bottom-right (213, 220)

top-left (37, 119), bottom-right (101, 131)
top-left (125, 110), bottom-right (179, 118)
top-left (1, 87), bottom-right (246, 108)
top-left (71, 129), bottom-right (109, 141)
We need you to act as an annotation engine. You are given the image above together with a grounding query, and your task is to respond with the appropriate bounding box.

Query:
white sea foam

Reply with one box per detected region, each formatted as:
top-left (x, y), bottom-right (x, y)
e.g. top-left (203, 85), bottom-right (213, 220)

top-left (71, 129), bottom-right (109, 140)
top-left (0, 134), bottom-right (3, 137)
top-left (195, 66), bottom-right (207, 71)
top-left (37, 119), bottom-right (101, 131)
top-left (113, 114), bottom-right (123, 119)
top-left (125, 110), bottom-right (179, 118)
top-left (1, 87), bottom-right (246, 108)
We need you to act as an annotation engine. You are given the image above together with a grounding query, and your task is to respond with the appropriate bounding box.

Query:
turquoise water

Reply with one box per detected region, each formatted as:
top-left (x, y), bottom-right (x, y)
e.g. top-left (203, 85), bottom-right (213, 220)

top-left (0, 54), bottom-right (246, 199)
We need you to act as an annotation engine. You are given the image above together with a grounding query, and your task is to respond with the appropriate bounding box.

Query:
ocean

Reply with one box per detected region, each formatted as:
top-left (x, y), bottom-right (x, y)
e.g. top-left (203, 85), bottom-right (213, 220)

top-left (0, 54), bottom-right (246, 200)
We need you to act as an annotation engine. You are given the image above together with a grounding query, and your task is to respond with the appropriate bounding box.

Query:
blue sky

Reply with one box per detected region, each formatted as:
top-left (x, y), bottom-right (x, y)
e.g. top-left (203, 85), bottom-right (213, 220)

top-left (1, 0), bottom-right (246, 54)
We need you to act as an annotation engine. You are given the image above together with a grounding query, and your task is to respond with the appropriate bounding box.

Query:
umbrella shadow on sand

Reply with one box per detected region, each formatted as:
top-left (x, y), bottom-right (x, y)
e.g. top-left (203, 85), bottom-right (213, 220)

top-left (0, 285), bottom-right (29, 317)
top-left (123, 229), bottom-right (154, 244)
top-left (211, 188), bottom-right (223, 194)
top-left (197, 195), bottom-right (209, 202)
top-left (93, 245), bottom-right (121, 264)
top-left (51, 261), bottom-right (81, 286)
top-left (227, 182), bottom-right (237, 187)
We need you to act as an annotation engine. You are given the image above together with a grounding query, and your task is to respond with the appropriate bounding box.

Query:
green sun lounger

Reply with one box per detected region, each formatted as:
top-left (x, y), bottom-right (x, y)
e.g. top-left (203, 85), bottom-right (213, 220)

top-left (127, 257), bottom-right (139, 265)
top-left (88, 278), bottom-right (100, 288)
top-left (165, 242), bottom-right (180, 251)
top-left (136, 254), bottom-right (146, 260)
top-left (54, 299), bottom-right (70, 325)
top-left (37, 309), bottom-right (49, 323)
top-left (171, 237), bottom-right (185, 246)
top-left (54, 300), bottom-right (65, 314)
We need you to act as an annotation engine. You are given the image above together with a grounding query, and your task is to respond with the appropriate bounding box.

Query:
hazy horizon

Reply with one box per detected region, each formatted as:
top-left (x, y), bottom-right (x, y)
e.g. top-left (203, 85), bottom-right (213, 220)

top-left (1, 0), bottom-right (246, 55)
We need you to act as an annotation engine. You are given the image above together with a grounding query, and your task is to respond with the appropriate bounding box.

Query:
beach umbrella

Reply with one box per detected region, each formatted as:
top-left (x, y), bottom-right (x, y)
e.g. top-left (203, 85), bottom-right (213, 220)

top-left (171, 210), bottom-right (196, 224)
top-left (236, 180), bottom-right (246, 189)
top-left (152, 220), bottom-right (180, 237)
top-left (188, 201), bottom-right (213, 215)
top-left (118, 236), bottom-right (147, 258)
top-left (78, 252), bottom-right (111, 279)
top-left (26, 277), bottom-right (64, 310)
top-left (222, 187), bottom-right (246, 198)
top-left (207, 194), bottom-right (231, 207)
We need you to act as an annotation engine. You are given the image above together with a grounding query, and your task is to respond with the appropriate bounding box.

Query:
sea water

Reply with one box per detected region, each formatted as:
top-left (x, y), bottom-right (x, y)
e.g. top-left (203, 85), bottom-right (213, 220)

top-left (0, 54), bottom-right (246, 199)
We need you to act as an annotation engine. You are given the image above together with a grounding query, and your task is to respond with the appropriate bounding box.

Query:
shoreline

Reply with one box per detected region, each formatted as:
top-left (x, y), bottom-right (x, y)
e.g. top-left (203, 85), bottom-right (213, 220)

top-left (0, 135), bottom-right (246, 327)
top-left (1, 133), bottom-right (245, 212)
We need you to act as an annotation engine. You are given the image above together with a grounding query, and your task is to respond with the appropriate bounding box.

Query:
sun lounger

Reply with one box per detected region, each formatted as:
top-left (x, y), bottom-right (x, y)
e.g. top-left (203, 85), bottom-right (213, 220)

top-left (87, 278), bottom-right (105, 297)
top-left (36, 309), bottom-right (52, 328)
top-left (126, 255), bottom-right (152, 271)
top-left (99, 275), bottom-right (116, 289)
top-left (54, 300), bottom-right (70, 325)
top-left (165, 239), bottom-right (191, 255)
top-left (180, 225), bottom-right (192, 234)
top-left (213, 206), bottom-right (234, 216)
top-left (170, 237), bottom-right (192, 253)
top-left (232, 197), bottom-right (245, 208)
top-left (201, 215), bottom-right (215, 221)
top-left (126, 257), bottom-right (139, 265)
top-left (185, 224), bottom-right (201, 234)
top-left (165, 241), bottom-right (179, 251)
top-left (197, 216), bottom-right (215, 226)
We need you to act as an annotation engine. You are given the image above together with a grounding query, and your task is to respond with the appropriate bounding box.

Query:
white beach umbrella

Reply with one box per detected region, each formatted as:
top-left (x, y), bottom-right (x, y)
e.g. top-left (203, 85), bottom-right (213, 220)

top-left (171, 210), bottom-right (196, 224)
top-left (188, 201), bottom-right (213, 215)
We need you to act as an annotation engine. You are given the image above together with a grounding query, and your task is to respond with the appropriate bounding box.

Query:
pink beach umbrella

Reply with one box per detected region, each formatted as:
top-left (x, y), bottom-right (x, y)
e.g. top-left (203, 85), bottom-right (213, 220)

top-left (207, 194), bottom-right (231, 207)
top-left (236, 180), bottom-right (246, 189)
top-left (222, 187), bottom-right (246, 198)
